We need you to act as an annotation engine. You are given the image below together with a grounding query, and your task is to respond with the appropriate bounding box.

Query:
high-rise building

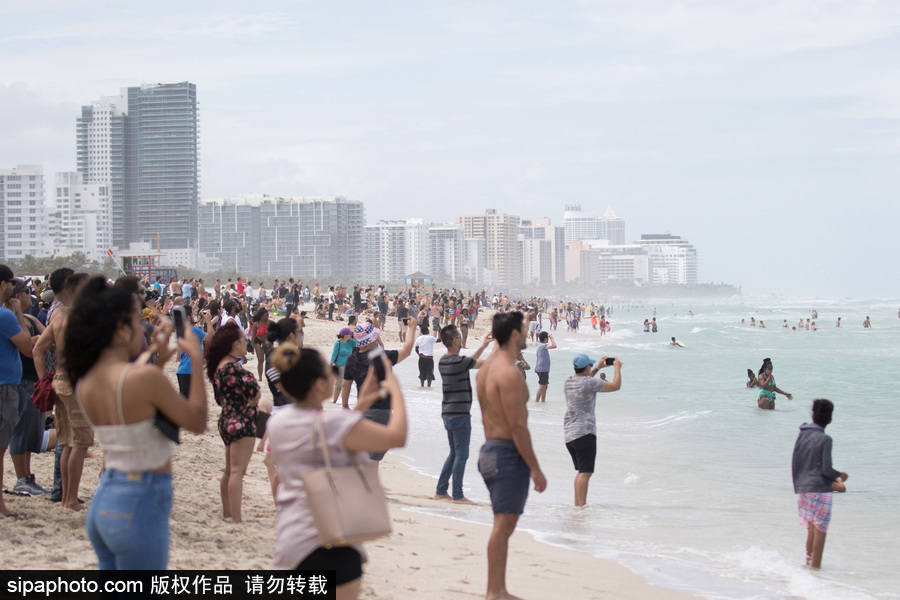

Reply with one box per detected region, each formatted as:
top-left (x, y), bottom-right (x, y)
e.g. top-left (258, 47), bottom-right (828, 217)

top-left (464, 238), bottom-right (487, 285)
top-left (562, 204), bottom-right (601, 244)
top-left (520, 238), bottom-right (553, 286)
top-left (428, 223), bottom-right (465, 283)
top-left (365, 220), bottom-right (428, 282)
top-left (562, 204), bottom-right (626, 246)
top-left (635, 234), bottom-right (699, 285)
top-left (364, 220), bottom-right (465, 285)
top-left (599, 206), bottom-right (626, 246)
top-left (520, 218), bottom-right (566, 286)
top-left (199, 194), bottom-right (364, 279)
top-left (50, 172), bottom-right (112, 262)
top-left (0, 165), bottom-right (46, 260)
top-left (78, 82), bottom-right (198, 252)
top-left (76, 95), bottom-right (125, 249)
top-left (455, 209), bottom-right (521, 287)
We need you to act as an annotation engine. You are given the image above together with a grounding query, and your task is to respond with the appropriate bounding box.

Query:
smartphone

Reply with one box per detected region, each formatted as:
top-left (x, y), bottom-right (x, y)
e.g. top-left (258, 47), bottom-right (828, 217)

top-left (172, 306), bottom-right (186, 338)
top-left (368, 346), bottom-right (387, 381)
top-left (605, 357), bottom-right (615, 366)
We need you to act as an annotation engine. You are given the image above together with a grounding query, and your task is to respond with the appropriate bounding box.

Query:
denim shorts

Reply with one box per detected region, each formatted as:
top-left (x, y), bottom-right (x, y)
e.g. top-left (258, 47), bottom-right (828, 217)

top-left (0, 384), bottom-right (18, 448)
top-left (478, 439), bottom-right (530, 515)
top-left (86, 470), bottom-right (173, 570)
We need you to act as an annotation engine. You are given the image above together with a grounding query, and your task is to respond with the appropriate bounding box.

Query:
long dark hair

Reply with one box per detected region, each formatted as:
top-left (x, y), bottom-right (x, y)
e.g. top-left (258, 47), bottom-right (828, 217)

top-left (62, 275), bottom-right (137, 384)
top-left (204, 321), bottom-right (243, 382)
top-left (270, 343), bottom-right (327, 402)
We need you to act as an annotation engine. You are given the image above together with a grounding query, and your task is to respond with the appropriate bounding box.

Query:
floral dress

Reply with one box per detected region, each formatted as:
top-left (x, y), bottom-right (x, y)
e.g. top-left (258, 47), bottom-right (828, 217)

top-left (213, 361), bottom-right (260, 445)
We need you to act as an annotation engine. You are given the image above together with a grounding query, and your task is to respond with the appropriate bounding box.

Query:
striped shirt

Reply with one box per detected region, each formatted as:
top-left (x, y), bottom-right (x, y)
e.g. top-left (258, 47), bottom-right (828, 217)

top-left (438, 354), bottom-right (477, 418)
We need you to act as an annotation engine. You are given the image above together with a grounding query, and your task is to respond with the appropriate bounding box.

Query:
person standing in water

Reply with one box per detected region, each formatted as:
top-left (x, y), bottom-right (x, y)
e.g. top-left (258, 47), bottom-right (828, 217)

top-left (792, 399), bottom-right (847, 569)
top-left (757, 358), bottom-right (792, 409)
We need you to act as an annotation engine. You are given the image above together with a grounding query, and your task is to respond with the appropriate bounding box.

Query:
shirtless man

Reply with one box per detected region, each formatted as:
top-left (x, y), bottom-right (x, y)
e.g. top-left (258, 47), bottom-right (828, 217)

top-left (33, 272), bottom-right (89, 511)
top-left (475, 311), bottom-right (546, 600)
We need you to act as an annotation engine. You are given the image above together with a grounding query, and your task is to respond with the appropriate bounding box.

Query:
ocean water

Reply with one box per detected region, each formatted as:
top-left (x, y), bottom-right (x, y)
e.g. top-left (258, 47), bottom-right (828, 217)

top-left (387, 297), bottom-right (900, 600)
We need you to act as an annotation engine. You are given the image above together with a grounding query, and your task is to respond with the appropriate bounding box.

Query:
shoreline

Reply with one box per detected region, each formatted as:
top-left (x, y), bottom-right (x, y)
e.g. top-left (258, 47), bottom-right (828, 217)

top-left (363, 452), bottom-right (702, 600)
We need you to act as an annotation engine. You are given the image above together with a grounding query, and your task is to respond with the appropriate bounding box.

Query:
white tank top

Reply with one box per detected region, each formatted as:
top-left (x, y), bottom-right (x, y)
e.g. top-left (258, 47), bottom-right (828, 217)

top-left (76, 364), bottom-right (175, 472)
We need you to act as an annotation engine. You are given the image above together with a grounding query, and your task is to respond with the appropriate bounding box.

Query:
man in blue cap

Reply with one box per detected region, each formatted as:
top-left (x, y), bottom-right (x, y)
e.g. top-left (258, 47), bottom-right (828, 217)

top-left (563, 353), bottom-right (622, 507)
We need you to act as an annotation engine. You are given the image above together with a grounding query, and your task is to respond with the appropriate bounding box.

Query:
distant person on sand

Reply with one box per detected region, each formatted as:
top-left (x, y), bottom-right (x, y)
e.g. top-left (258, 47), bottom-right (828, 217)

top-left (434, 326), bottom-right (493, 504)
top-left (563, 354), bottom-right (621, 507)
top-left (792, 399), bottom-right (847, 569)
top-left (757, 358), bottom-right (792, 410)
top-left (475, 311), bottom-right (546, 600)
top-left (669, 337), bottom-right (683, 347)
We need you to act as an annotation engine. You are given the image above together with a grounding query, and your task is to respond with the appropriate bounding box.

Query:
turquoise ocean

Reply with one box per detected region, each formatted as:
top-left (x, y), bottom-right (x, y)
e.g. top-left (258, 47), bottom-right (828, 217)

top-left (387, 297), bottom-right (899, 600)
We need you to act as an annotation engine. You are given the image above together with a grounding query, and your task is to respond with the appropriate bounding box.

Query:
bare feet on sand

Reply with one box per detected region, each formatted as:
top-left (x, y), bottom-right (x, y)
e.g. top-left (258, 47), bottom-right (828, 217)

top-left (451, 497), bottom-right (476, 505)
top-left (432, 494), bottom-right (452, 500)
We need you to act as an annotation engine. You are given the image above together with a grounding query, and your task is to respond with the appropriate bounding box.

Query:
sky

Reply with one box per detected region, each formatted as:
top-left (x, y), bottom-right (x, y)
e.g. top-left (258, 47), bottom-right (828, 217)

top-left (2, 1), bottom-right (899, 298)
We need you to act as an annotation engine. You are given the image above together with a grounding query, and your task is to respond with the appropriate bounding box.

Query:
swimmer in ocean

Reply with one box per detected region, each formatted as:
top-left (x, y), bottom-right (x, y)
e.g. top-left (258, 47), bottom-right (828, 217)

top-left (669, 337), bottom-right (683, 347)
top-left (746, 369), bottom-right (758, 388)
top-left (757, 358), bottom-right (792, 410)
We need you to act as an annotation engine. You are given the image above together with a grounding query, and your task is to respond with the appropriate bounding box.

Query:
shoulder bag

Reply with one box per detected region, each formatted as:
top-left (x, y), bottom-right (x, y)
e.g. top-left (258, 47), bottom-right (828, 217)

top-left (299, 411), bottom-right (391, 548)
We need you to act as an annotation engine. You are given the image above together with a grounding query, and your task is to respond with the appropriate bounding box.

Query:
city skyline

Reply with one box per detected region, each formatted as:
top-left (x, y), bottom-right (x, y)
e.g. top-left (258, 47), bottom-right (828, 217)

top-left (3, 3), bottom-right (899, 297)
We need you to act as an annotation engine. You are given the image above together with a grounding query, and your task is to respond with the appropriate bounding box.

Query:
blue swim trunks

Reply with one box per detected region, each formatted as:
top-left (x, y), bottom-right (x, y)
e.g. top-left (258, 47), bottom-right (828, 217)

top-left (478, 439), bottom-right (530, 515)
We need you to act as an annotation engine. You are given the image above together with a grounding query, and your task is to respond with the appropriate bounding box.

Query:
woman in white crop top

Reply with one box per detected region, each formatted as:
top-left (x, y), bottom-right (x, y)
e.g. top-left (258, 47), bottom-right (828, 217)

top-left (267, 343), bottom-right (407, 598)
top-left (61, 276), bottom-right (207, 570)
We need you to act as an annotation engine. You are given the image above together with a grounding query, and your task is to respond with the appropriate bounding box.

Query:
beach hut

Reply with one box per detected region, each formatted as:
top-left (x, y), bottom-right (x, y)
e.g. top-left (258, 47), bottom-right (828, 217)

top-left (403, 272), bottom-right (434, 293)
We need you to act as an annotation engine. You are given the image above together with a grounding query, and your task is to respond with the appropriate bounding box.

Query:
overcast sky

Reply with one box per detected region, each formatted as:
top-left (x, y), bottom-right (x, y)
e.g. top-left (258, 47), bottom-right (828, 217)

top-left (2, 1), bottom-right (899, 298)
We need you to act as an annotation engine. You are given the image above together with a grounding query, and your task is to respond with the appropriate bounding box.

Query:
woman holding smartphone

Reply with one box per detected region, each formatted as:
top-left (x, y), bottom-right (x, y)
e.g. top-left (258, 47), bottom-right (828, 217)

top-left (267, 343), bottom-right (406, 598)
top-left (63, 276), bottom-right (207, 569)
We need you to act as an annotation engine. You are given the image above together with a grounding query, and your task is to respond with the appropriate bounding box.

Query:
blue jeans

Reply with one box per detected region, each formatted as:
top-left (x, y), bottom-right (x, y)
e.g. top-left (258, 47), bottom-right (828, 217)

top-left (436, 416), bottom-right (471, 500)
top-left (86, 470), bottom-right (173, 570)
top-left (10, 379), bottom-right (41, 455)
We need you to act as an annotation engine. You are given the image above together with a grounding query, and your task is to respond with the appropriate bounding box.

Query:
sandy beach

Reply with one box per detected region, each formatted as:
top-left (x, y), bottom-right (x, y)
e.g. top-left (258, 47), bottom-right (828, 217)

top-left (1, 302), bottom-right (697, 599)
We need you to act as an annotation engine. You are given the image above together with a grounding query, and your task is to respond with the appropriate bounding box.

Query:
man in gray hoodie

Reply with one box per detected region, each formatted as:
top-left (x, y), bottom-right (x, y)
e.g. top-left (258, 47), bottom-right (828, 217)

top-left (791, 399), bottom-right (848, 569)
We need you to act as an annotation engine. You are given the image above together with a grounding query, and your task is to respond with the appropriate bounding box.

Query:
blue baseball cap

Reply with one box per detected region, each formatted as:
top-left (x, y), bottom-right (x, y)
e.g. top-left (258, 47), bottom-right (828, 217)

top-left (572, 353), bottom-right (595, 369)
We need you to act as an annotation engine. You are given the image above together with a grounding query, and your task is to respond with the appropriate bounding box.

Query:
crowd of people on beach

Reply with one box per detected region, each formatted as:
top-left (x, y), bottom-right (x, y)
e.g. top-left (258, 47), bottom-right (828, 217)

top-left (0, 264), bottom-right (856, 597)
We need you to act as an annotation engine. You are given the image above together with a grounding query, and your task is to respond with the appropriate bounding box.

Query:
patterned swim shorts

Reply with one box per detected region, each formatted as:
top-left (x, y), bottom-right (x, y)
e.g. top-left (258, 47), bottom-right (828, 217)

top-left (798, 492), bottom-right (833, 532)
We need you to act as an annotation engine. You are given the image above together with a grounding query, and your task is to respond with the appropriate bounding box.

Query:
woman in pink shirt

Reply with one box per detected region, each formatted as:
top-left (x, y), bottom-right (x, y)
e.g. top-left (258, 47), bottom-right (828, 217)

top-left (267, 344), bottom-right (407, 598)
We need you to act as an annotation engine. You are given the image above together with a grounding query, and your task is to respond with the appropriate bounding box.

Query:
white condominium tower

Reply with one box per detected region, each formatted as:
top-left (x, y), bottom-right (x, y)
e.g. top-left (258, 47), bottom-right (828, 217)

top-left (0, 165), bottom-right (47, 260)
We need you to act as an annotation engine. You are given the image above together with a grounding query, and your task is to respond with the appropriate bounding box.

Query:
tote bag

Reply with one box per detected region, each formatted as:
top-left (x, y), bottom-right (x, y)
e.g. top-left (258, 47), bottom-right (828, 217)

top-left (299, 412), bottom-right (391, 548)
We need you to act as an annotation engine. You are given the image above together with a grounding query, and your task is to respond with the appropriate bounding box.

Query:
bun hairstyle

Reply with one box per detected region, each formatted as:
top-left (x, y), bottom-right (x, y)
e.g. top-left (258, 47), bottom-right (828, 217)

top-left (270, 342), bottom-right (327, 401)
top-left (266, 317), bottom-right (299, 345)
top-left (758, 357), bottom-right (772, 376)
top-left (812, 398), bottom-right (834, 427)
top-left (62, 275), bottom-right (137, 384)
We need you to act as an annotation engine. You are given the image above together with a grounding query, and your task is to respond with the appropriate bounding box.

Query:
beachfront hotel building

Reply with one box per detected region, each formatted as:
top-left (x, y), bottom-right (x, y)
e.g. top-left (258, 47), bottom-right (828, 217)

top-left (520, 237), bottom-right (553, 286)
top-left (635, 234), bottom-right (699, 285)
top-left (455, 209), bottom-right (521, 288)
top-left (198, 194), bottom-right (365, 280)
top-left (77, 82), bottom-right (199, 253)
top-left (49, 172), bottom-right (112, 263)
top-left (428, 223), bottom-right (465, 283)
top-left (565, 235), bottom-right (696, 286)
top-left (562, 204), bottom-right (626, 246)
top-left (0, 165), bottom-right (47, 260)
top-left (364, 220), bottom-right (466, 285)
top-left (520, 218), bottom-right (566, 286)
